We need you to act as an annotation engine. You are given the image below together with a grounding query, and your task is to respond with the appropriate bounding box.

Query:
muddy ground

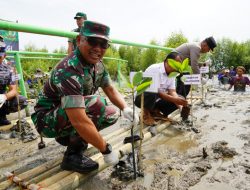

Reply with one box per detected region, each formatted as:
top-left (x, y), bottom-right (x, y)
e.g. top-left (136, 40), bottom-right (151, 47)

top-left (0, 80), bottom-right (250, 190)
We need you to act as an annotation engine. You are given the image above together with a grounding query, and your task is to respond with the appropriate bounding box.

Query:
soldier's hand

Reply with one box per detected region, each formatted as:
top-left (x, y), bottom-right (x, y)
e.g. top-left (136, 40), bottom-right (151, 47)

top-left (122, 107), bottom-right (139, 126)
top-left (0, 94), bottom-right (7, 108)
top-left (103, 151), bottom-right (119, 165)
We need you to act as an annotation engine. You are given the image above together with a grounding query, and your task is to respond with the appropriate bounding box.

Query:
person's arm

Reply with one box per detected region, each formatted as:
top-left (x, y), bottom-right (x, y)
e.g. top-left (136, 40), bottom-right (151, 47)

top-left (67, 42), bottom-right (74, 55)
top-left (102, 85), bottom-right (127, 110)
top-left (190, 51), bottom-right (201, 74)
top-left (159, 89), bottom-right (188, 107)
top-left (5, 84), bottom-right (18, 100)
top-left (65, 107), bottom-right (107, 152)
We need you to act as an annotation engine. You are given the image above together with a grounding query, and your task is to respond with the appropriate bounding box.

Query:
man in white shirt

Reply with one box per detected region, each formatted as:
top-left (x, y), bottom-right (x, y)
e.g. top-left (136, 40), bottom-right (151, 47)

top-left (134, 51), bottom-right (188, 126)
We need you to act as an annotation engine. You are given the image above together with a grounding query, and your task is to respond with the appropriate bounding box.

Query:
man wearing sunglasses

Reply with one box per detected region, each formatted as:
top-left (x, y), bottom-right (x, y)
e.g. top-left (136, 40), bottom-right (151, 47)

top-left (32, 20), bottom-right (138, 174)
top-left (67, 12), bottom-right (87, 55)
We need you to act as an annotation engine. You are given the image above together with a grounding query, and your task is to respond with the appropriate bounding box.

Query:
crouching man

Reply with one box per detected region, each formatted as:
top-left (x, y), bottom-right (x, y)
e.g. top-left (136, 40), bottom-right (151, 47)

top-left (135, 51), bottom-right (188, 125)
top-left (31, 21), bottom-right (138, 173)
top-left (0, 42), bottom-right (27, 126)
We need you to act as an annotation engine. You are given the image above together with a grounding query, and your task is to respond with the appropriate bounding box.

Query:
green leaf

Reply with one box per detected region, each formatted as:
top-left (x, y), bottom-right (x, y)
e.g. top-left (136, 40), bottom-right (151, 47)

top-left (133, 71), bottom-right (143, 86)
top-left (181, 75), bottom-right (187, 83)
top-left (141, 77), bottom-right (152, 84)
top-left (181, 58), bottom-right (189, 71)
top-left (168, 59), bottom-right (182, 72)
top-left (127, 82), bottom-right (134, 89)
top-left (168, 72), bottom-right (180, 78)
top-left (136, 81), bottom-right (152, 96)
top-left (185, 66), bottom-right (192, 73)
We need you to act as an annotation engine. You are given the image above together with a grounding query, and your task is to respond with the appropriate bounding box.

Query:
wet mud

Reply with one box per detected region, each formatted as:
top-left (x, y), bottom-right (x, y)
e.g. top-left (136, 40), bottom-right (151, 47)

top-left (0, 81), bottom-right (250, 190)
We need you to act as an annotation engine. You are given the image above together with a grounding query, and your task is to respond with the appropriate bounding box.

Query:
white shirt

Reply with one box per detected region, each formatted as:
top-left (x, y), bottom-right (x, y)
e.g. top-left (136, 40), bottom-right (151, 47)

top-left (145, 62), bottom-right (176, 92)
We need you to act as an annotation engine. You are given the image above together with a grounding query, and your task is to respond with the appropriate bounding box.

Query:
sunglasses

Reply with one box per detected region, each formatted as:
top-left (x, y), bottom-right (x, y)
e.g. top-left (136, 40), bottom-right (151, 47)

top-left (85, 37), bottom-right (110, 49)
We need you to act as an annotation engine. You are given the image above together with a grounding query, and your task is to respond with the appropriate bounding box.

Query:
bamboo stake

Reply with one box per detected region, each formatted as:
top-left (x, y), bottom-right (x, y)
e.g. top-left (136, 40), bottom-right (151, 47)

top-left (190, 84), bottom-right (194, 124)
top-left (138, 92), bottom-right (144, 170)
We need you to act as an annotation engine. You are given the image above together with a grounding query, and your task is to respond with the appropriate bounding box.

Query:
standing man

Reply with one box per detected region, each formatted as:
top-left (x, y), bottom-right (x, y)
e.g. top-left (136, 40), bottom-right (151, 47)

top-left (0, 42), bottom-right (27, 126)
top-left (175, 37), bottom-right (217, 97)
top-left (67, 12), bottom-right (87, 55)
top-left (32, 21), bottom-right (138, 173)
top-left (134, 52), bottom-right (188, 126)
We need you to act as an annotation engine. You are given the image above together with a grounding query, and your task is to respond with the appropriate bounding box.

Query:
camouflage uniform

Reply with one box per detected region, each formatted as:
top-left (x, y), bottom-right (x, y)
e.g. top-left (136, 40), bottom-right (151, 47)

top-left (0, 63), bottom-right (27, 116)
top-left (31, 48), bottom-right (119, 138)
top-left (68, 28), bottom-right (80, 51)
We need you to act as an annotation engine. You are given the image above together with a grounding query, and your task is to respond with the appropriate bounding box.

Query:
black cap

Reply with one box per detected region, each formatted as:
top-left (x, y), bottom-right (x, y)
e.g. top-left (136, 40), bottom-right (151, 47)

top-left (205, 36), bottom-right (217, 51)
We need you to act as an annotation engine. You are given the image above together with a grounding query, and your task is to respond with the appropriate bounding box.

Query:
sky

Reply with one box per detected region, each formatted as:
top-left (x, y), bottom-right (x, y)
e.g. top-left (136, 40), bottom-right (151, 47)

top-left (2, 0), bottom-right (250, 52)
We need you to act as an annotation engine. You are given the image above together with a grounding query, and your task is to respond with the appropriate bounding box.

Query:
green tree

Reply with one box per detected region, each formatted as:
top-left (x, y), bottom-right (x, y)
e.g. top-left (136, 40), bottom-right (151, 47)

top-left (118, 46), bottom-right (142, 72)
top-left (140, 40), bottom-right (159, 70)
top-left (157, 32), bottom-right (188, 63)
top-left (164, 31), bottom-right (188, 48)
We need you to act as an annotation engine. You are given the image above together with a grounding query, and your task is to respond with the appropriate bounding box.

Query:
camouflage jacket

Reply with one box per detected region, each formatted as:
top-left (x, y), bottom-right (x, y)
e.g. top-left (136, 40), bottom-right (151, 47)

top-left (35, 48), bottom-right (111, 111)
top-left (68, 28), bottom-right (80, 50)
top-left (0, 63), bottom-right (15, 93)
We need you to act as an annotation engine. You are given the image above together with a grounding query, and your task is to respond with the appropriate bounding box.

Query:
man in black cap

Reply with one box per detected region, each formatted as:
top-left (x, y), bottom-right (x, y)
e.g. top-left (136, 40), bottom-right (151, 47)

top-left (175, 36), bottom-right (217, 97)
top-left (67, 12), bottom-right (87, 55)
top-left (32, 20), bottom-right (139, 173)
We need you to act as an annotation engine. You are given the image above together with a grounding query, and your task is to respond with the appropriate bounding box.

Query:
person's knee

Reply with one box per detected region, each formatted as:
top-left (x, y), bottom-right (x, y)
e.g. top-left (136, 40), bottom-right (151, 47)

top-left (7, 95), bottom-right (28, 113)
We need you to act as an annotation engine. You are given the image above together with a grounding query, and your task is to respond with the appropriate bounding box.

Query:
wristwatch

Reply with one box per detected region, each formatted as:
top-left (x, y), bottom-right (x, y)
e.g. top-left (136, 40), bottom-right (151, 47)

top-left (101, 143), bottom-right (112, 154)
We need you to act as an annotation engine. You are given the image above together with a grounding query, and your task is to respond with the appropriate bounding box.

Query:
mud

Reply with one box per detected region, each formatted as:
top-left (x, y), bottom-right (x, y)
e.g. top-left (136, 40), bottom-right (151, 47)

top-left (0, 79), bottom-right (250, 190)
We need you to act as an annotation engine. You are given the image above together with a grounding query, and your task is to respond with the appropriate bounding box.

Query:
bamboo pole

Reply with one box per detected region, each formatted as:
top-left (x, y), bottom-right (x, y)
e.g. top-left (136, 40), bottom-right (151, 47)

top-left (0, 158), bottom-right (61, 189)
top-left (2, 99), bottom-right (200, 190)
top-left (44, 121), bottom-right (174, 190)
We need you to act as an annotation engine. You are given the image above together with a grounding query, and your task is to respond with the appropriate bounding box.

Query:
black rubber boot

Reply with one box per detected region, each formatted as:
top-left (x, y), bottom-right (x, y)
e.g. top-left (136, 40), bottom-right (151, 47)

top-left (60, 145), bottom-right (99, 173)
top-left (0, 115), bottom-right (11, 126)
top-left (59, 135), bottom-right (99, 173)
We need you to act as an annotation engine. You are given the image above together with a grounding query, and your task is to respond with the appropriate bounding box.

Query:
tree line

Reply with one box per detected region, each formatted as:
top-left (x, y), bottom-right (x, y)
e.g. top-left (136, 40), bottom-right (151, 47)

top-left (20, 32), bottom-right (250, 81)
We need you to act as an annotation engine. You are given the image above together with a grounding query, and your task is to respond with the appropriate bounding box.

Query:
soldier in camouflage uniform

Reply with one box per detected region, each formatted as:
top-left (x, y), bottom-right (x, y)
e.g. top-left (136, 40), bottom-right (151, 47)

top-left (32, 20), bottom-right (138, 173)
top-left (67, 12), bottom-right (87, 55)
top-left (0, 42), bottom-right (27, 126)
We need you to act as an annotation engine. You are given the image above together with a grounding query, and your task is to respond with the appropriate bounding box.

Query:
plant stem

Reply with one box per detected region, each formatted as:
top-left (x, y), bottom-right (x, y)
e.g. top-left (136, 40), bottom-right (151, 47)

top-left (131, 89), bottom-right (137, 179)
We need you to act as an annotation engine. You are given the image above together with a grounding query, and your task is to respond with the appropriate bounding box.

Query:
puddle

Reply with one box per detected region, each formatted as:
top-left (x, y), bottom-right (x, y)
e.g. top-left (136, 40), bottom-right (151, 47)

top-left (151, 127), bottom-right (198, 153)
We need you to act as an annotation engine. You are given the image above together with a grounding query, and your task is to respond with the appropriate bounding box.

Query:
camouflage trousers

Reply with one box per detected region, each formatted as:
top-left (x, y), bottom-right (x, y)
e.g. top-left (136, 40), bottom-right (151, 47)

top-left (31, 95), bottom-right (119, 138)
